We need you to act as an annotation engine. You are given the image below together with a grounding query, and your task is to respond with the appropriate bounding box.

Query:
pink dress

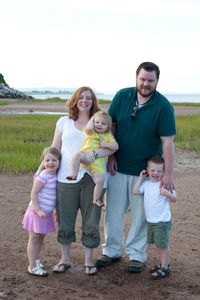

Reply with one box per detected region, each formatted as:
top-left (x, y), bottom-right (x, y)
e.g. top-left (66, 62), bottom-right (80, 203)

top-left (22, 170), bottom-right (57, 234)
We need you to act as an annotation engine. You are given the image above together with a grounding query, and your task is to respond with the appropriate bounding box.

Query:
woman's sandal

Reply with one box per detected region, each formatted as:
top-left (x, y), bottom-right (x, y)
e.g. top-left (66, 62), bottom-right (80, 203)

top-left (84, 265), bottom-right (97, 275)
top-left (53, 263), bottom-right (71, 273)
top-left (28, 265), bottom-right (48, 277)
top-left (151, 266), bottom-right (171, 279)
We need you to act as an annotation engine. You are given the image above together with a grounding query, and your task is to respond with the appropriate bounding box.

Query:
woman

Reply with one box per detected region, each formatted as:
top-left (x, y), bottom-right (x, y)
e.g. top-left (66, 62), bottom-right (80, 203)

top-left (36, 86), bottom-right (114, 275)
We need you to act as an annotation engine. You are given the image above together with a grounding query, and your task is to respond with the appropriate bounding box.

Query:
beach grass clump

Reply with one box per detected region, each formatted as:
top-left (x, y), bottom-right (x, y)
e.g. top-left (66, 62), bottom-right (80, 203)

top-left (0, 115), bottom-right (59, 174)
top-left (175, 115), bottom-right (200, 152)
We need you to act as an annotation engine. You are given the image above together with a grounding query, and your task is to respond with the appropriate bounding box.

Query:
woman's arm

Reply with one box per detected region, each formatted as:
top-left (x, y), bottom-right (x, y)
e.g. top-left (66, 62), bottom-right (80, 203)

top-left (51, 127), bottom-right (62, 151)
top-left (34, 127), bottom-right (62, 179)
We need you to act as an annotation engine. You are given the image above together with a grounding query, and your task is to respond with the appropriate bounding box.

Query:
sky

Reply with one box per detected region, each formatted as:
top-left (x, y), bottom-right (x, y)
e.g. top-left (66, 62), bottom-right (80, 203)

top-left (1, 0), bottom-right (200, 94)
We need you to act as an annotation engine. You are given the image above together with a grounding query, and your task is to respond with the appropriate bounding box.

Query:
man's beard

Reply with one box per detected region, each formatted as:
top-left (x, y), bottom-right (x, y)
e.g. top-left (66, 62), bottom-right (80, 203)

top-left (136, 85), bottom-right (156, 98)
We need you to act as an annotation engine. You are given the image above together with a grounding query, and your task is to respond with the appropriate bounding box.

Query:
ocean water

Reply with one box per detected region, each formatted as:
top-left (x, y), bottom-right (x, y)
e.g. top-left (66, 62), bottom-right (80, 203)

top-left (29, 92), bottom-right (200, 103)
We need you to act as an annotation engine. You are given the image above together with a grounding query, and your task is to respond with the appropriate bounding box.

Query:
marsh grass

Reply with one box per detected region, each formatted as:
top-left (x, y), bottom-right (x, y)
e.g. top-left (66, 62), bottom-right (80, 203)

top-left (0, 100), bottom-right (9, 105)
top-left (0, 114), bottom-right (200, 174)
top-left (175, 114), bottom-right (200, 152)
top-left (171, 102), bottom-right (200, 106)
top-left (0, 115), bottom-right (59, 174)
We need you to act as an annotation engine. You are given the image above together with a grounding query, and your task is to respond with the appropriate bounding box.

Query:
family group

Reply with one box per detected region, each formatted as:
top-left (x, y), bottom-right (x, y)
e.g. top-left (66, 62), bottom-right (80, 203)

top-left (22, 62), bottom-right (177, 280)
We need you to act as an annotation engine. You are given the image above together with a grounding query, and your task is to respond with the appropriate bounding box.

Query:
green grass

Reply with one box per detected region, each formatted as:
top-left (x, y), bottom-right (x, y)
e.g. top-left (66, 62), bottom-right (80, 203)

top-left (0, 115), bottom-right (59, 174)
top-left (0, 113), bottom-right (200, 174)
top-left (0, 100), bottom-right (9, 106)
top-left (175, 114), bottom-right (200, 152)
top-left (172, 102), bottom-right (200, 106)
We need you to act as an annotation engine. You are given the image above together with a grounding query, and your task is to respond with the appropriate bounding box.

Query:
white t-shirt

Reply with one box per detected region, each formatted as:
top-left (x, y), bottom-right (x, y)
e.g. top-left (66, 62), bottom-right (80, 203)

top-left (56, 116), bottom-right (87, 183)
top-left (56, 116), bottom-right (108, 187)
top-left (140, 180), bottom-right (173, 223)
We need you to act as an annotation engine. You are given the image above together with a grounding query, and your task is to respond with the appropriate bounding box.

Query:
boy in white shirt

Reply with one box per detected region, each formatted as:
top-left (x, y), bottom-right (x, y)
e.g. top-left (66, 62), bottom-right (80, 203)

top-left (132, 156), bottom-right (177, 279)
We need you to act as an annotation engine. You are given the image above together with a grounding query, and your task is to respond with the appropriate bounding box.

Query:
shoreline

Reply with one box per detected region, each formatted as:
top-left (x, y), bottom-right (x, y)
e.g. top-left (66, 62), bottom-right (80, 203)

top-left (1, 99), bottom-right (200, 115)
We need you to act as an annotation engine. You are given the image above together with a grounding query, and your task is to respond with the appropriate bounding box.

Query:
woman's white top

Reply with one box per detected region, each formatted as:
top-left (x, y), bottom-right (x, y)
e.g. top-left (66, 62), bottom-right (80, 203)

top-left (56, 116), bottom-right (87, 183)
top-left (56, 116), bottom-right (108, 187)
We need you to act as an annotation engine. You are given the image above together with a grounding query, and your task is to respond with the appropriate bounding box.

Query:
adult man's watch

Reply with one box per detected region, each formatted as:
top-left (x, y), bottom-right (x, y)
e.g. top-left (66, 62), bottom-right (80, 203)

top-left (92, 150), bottom-right (99, 159)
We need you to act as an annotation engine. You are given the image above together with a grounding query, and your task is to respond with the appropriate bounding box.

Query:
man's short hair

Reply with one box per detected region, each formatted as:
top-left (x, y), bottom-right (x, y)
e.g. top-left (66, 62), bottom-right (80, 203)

top-left (136, 62), bottom-right (160, 79)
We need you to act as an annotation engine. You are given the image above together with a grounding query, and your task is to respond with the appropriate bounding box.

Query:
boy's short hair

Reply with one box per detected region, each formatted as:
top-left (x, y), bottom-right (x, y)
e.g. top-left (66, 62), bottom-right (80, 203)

top-left (93, 110), bottom-right (112, 132)
top-left (147, 156), bottom-right (164, 167)
top-left (41, 146), bottom-right (61, 161)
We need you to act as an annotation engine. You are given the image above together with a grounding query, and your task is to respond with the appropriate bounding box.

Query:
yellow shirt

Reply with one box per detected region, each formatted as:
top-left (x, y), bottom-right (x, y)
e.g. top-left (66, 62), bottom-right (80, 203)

top-left (80, 130), bottom-right (114, 174)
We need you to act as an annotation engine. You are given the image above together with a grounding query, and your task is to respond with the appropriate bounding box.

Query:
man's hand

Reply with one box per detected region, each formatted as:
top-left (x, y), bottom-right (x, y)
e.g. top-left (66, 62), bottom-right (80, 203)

top-left (160, 173), bottom-right (174, 192)
top-left (107, 154), bottom-right (118, 175)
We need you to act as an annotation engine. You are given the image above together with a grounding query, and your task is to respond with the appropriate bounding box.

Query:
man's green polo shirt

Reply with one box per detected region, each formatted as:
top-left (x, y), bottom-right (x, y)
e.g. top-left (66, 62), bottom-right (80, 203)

top-left (108, 87), bottom-right (176, 176)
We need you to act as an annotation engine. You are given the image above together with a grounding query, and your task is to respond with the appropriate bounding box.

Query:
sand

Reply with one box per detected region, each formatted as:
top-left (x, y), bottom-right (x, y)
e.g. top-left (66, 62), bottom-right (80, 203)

top-left (1, 98), bottom-right (200, 115)
top-left (0, 100), bottom-right (200, 299)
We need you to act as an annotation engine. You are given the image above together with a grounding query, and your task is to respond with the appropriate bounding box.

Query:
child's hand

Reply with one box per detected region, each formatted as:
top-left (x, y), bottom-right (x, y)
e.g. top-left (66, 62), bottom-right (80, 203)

top-left (160, 188), bottom-right (170, 197)
top-left (140, 170), bottom-right (148, 179)
top-left (100, 142), bottom-right (106, 148)
top-left (37, 209), bottom-right (47, 218)
top-left (54, 208), bottom-right (58, 222)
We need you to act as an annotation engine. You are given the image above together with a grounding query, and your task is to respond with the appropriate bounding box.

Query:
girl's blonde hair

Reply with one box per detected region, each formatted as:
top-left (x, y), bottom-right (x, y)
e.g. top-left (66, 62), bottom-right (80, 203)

top-left (93, 110), bottom-right (112, 132)
top-left (67, 86), bottom-right (101, 120)
top-left (41, 147), bottom-right (61, 161)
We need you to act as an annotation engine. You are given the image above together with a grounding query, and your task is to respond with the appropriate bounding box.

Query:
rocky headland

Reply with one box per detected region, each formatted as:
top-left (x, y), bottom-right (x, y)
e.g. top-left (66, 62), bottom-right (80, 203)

top-left (0, 83), bottom-right (33, 99)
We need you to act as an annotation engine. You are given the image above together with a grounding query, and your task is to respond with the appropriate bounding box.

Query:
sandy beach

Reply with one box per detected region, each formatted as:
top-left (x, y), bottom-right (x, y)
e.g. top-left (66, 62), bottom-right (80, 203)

top-left (0, 100), bottom-right (200, 299)
top-left (1, 98), bottom-right (200, 115)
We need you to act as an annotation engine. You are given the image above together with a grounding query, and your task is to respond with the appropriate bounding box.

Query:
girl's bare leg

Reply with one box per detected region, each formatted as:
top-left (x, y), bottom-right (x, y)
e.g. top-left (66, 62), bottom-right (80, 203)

top-left (36, 234), bottom-right (45, 261)
top-left (93, 173), bottom-right (105, 206)
top-left (27, 231), bottom-right (45, 269)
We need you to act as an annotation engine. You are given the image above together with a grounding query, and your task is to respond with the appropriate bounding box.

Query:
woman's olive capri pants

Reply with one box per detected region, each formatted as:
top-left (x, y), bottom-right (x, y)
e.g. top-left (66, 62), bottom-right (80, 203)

top-left (56, 173), bottom-right (105, 248)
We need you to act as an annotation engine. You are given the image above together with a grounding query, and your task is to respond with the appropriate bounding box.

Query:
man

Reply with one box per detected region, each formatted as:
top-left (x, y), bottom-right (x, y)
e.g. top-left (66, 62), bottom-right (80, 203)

top-left (96, 62), bottom-right (176, 272)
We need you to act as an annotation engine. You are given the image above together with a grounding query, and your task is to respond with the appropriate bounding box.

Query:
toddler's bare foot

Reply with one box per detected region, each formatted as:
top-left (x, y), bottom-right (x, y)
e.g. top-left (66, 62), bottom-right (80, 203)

top-left (66, 175), bottom-right (77, 180)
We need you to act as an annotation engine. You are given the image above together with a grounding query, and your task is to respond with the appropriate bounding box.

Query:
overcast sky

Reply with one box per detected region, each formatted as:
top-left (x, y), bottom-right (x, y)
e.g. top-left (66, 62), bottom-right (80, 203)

top-left (1, 0), bottom-right (200, 94)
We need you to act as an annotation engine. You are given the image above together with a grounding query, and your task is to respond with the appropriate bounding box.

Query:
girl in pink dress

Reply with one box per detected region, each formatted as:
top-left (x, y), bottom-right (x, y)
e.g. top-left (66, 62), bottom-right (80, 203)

top-left (22, 147), bottom-right (61, 276)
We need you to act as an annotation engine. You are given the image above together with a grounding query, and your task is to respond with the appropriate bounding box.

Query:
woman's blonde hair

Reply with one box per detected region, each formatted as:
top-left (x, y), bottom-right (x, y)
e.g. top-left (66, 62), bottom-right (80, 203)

top-left (93, 110), bottom-right (112, 132)
top-left (67, 86), bottom-right (100, 120)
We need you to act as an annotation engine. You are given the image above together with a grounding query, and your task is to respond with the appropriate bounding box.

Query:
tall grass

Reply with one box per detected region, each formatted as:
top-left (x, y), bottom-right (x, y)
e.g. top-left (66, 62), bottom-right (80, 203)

top-left (0, 100), bottom-right (9, 105)
top-left (0, 114), bottom-right (200, 174)
top-left (175, 114), bottom-right (200, 152)
top-left (0, 115), bottom-right (59, 174)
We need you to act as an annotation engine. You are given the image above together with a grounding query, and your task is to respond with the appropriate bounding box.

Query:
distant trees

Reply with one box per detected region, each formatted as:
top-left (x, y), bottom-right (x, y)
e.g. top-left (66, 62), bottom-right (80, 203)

top-left (0, 73), bottom-right (6, 84)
